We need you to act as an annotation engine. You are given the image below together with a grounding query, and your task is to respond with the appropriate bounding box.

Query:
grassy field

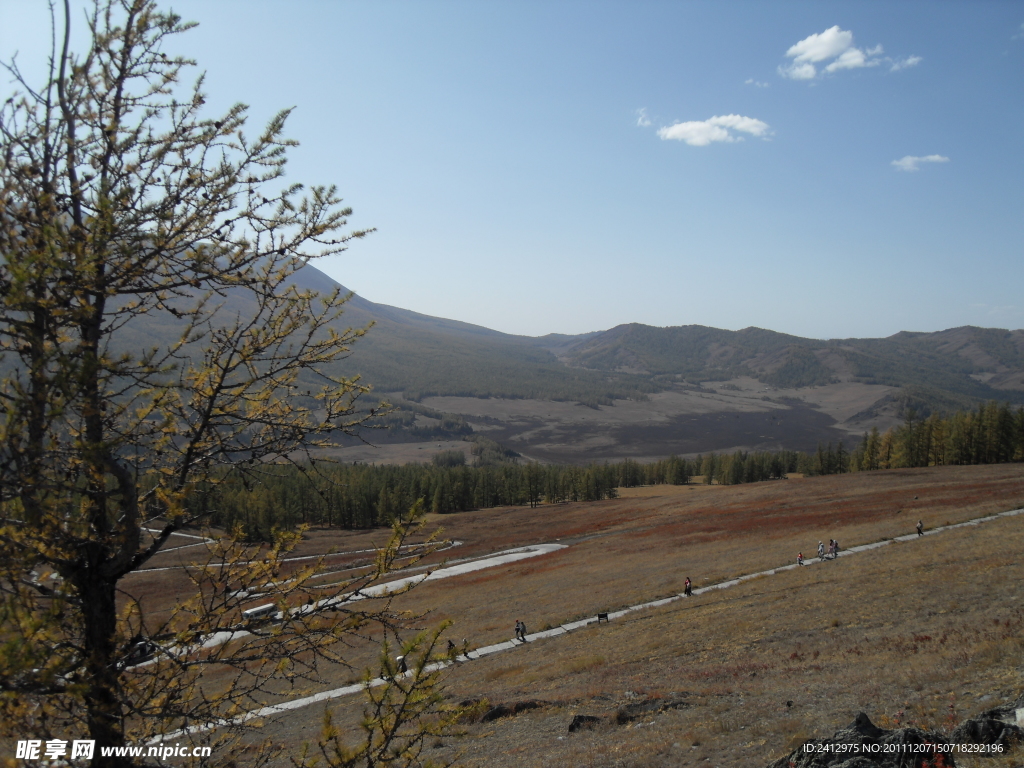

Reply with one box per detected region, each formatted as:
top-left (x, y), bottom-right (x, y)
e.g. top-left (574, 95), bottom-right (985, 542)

top-left (119, 464), bottom-right (1024, 766)
top-left (422, 513), bottom-right (1024, 767)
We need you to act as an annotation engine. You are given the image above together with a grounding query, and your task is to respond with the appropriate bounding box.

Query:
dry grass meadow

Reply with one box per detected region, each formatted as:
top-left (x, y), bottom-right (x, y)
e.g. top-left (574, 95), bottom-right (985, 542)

top-left (122, 464), bottom-right (1024, 766)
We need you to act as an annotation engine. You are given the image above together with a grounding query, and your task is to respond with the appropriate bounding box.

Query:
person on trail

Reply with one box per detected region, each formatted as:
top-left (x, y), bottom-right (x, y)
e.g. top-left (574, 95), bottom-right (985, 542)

top-left (797, 552), bottom-right (804, 566)
top-left (916, 520), bottom-right (923, 536)
top-left (514, 620), bottom-right (522, 641)
top-left (817, 541), bottom-right (825, 561)
top-left (833, 540), bottom-right (840, 557)
top-left (684, 577), bottom-right (692, 597)
top-left (397, 655), bottom-right (408, 674)
top-left (828, 539), bottom-right (835, 558)
top-left (519, 621), bottom-right (528, 641)
top-left (447, 639), bottom-right (457, 657)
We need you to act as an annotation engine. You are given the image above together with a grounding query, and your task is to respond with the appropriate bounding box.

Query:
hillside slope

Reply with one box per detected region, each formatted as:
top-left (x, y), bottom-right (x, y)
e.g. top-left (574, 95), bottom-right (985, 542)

top-left (292, 267), bottom-right (658, 404)
top-left (95, 263), bottom-right (1024, 461)
top-left (558, 322), bottom-right (1024, 407)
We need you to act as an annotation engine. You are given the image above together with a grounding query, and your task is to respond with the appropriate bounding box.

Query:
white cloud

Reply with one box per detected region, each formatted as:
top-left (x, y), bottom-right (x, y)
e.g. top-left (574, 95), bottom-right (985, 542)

top-left (779, 26), bottom-right (916, 79)
top-left (787, 25), bottom-right (854, 65)
top-left (891, 154), bottom-right (950, 172)
top-left (1012, 22), bottom-right (1024, 40)
top-left (636, 108), bottom-right (651, 128)
top-left (890, 55), bottom-right (922, 71)
top-left (825, 46), bottom-right (880, 73)
top-left (745, 78), bottom-right (770, 88)
top-left (657, 114), bottom-right (771, 146)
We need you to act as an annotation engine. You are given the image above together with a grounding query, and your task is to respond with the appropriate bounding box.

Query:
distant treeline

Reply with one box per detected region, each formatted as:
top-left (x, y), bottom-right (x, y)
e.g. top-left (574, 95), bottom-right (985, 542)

top-left (192, 402), bottom-right (1024, 539)
top-left (196, 461), bottom-right (621, 538)
top-left (676, 402), bottom-right (1024, 483)
top-left (196, 449), bottom-right (798, 539)
top-left (850, 400), bottom-right (1023, 470)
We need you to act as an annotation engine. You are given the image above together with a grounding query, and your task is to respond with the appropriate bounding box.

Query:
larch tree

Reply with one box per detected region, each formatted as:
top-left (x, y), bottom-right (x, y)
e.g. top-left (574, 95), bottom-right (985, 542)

top-left (0, 1), bottom-right (448, 765)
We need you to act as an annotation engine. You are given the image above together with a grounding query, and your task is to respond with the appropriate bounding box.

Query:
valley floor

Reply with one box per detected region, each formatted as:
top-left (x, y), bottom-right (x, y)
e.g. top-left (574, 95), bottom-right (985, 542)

top-left (329, 378), bottom-right (900, 466)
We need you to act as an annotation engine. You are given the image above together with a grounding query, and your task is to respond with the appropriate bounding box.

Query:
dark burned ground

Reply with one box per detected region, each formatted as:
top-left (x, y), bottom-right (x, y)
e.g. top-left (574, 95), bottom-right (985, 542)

top-left (512, 404), bottom-right (849, 464)
top-left (608, 405), bottom-right (848, 456)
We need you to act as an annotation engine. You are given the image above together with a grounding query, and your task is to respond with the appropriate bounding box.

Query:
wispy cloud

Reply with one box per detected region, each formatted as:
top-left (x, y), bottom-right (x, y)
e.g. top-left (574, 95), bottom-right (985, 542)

top-left (891, 154), bottom-right (950, 172)
top-left (635, 108), bottom-right (652, 128)
top-left (657, 115), bottom-right (771, 146)
top-left (1014, 22), bottom-right (1024, 41)
top-left (890, 55), bottom-right (922, 71)
top-left (745, 78), bottom-right (770, 88)
top-left (779, 26), bottom-right (919, 80)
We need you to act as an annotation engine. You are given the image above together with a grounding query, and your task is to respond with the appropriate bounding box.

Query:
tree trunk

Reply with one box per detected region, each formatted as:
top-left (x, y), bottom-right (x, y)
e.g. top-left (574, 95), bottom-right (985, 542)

top-left (79, 570), bottom-right (132, 768)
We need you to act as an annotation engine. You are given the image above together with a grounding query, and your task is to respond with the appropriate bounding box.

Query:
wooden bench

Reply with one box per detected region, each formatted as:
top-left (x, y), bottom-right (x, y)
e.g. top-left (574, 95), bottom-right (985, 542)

top-left (596, 612), bottom-right (609, 623)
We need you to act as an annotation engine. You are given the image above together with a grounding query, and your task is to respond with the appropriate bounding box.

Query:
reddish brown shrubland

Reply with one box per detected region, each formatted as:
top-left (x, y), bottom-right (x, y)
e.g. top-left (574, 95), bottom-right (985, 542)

top-left (122, 465), bottom-right (1024, 766)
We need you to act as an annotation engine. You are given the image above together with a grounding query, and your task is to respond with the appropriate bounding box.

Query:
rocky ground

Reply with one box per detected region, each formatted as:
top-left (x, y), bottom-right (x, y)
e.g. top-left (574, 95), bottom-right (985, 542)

top-left (767, 705), bottom-right (1023, 767)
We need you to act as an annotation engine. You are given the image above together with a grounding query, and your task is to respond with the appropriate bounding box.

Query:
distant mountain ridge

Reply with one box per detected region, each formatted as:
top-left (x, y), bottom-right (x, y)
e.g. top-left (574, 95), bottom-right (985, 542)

top-left (113, 263), bottom-right (1024, 419)
top-left (305, 267), bottom-right (1024, 413)
top-left (559, 321), bottom-right (1024, 395)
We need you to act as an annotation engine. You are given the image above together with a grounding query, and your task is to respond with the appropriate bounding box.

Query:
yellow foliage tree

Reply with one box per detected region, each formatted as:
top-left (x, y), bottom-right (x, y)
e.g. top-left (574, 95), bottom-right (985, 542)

top-left (0, 2), bottom-right (447, 765)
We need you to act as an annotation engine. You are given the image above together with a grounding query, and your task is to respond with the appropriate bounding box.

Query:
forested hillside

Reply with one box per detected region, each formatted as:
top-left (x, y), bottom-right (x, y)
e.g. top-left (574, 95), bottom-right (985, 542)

top-left (558, 322), bottom-right (1024, 413)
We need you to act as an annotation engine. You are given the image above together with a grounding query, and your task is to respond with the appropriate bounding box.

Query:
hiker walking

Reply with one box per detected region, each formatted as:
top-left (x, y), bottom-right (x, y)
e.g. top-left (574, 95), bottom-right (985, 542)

top-left (817, 541), bottom-right (825, 562)
top-left (797, 552), bottom-right (804, 566)
top-left (916, 520), bottom-right (923, 536)
top-left (833, 539), bottom-right (840, 557)
top-left (515, 620), bottom-right (528, 642)
top-left (684, 577), bottom-right (692, 597)
top-left (397, 655), bottom-right (408, 674)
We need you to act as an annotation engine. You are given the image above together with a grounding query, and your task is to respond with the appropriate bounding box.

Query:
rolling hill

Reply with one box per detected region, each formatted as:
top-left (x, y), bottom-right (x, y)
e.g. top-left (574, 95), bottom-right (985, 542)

top-left (316, 269), bottom-right (1024, 407)
top-left (106, 263), bottom-right (1024, 462)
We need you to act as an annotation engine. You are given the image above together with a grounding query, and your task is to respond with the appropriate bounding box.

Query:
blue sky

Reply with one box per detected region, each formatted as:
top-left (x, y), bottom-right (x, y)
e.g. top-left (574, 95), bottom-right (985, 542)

top-left (2, 1), bottom-right (1023, 340)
